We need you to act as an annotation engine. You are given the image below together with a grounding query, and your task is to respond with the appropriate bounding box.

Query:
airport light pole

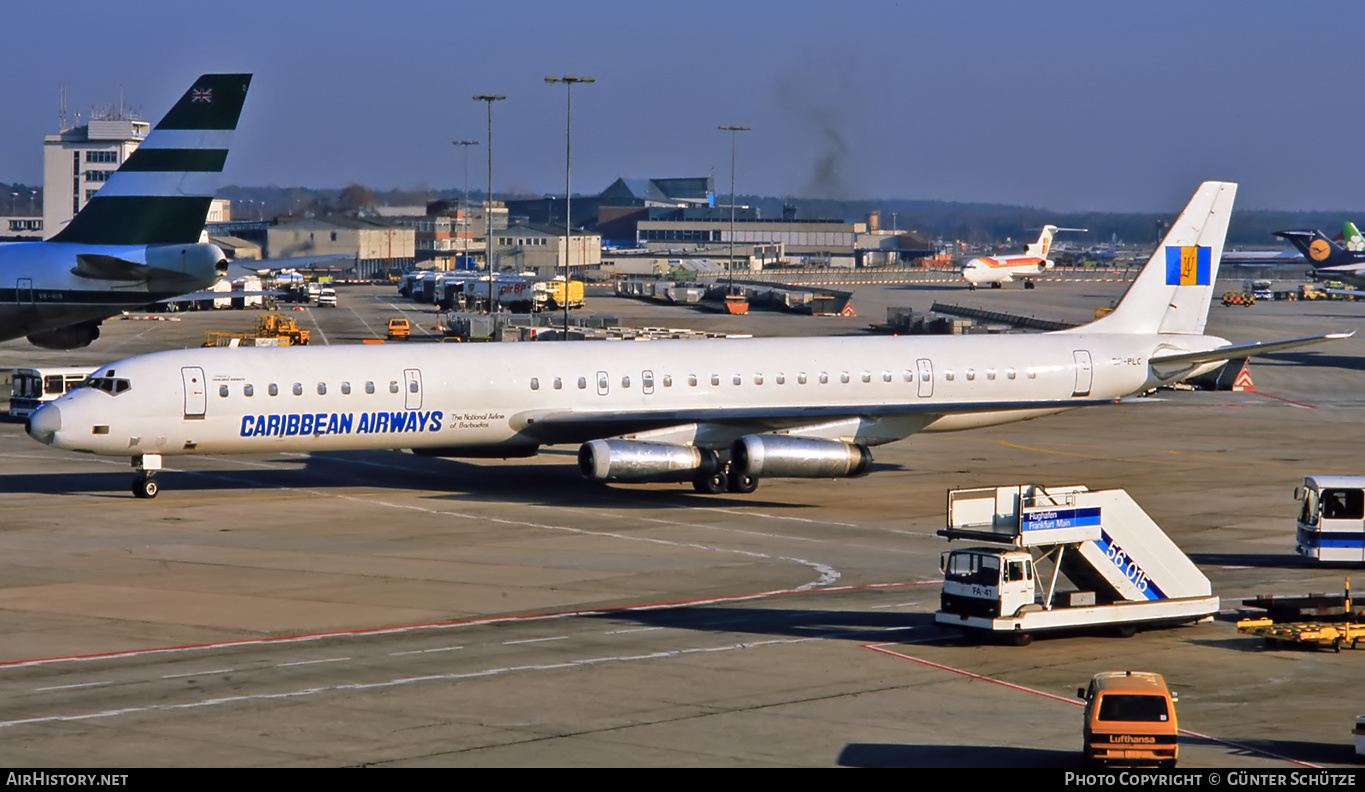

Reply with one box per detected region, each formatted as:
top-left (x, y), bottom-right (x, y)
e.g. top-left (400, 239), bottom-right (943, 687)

top-left (718, 125), bottom-right (749, 294)
top-left (545, 75), bottom-right (594, 339)
top-left (473, 94), bottom-right (505, 314)
top-left (452, 140), bottom-right (479, 274)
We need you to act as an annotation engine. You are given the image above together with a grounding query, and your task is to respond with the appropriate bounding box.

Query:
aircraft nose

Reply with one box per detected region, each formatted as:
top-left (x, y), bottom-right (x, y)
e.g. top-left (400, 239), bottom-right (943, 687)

top-left (26, 403), bottom-right (61, 446)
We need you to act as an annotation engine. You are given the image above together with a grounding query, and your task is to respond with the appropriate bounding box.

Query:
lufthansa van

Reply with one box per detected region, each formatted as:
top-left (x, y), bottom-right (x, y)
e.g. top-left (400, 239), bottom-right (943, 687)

top-left (1078, 671), bottom-right (1179, 768)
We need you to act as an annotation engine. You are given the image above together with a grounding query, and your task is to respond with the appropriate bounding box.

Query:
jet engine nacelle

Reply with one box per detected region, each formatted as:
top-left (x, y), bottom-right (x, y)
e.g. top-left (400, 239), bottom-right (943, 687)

top-left (27, 320), bottom-right (102, 350)
top-left (731, 435), bottom-right (872, 479)
top-left (578, 439), bottom-right (719, 483)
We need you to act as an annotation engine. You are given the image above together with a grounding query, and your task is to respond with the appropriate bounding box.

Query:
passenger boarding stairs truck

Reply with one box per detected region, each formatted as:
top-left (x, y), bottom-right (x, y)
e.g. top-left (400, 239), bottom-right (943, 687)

top-left (1295, 476), bottom-right (1365, 564)
top-left (936, 484), bottom-right (1219, 644)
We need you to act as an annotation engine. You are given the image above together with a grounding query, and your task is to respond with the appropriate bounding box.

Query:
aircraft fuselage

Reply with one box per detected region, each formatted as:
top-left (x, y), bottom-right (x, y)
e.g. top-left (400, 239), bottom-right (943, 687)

top-left (30, 331), bottom-right (1224, 460)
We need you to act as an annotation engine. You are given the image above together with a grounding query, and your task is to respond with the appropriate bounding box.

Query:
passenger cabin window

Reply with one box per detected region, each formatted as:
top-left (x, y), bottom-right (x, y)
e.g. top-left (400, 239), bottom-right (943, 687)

top-left (799, 373), bottom-right (808, 385)
top-left (219, 385), bottom-right (229, 397)
top-left (269, 384), bottom-right (279, 396)
top-left (754, 374), bottom-right (763, 385)
top-left (840, 372), bottom-right (850, 384)
top-left (599, 374), bottom-right (609, 390)
top-left (776, 373), bottom-right (785, 385)
top-left (342, 382), bottom-right (351, 395)
top-left (662, 375), bottom-right (671, 387)
top-left (530, 378), bottom-right (540, 390)
top-left (317, 383), bottom-right (326, 395)
top-left (621, 376), bottom-right (630, 388)
top-left (390, 381), bottom-right (400, 394)
top-left (409, 381), bottom-right (418, 394)
top-left (819, 373), bottom-right (828, 384)
top-left (244, 384), bottom-right (254, 397)
top-left (644, 373), bottom-right (655, 389)
top-left (578, 377), bottom-right (587, 389)
top-left (1027, 369), bottom-right (1037, 379)
top-left (882, 372), bottom-right (891, 383)
top-left (554, 377), bottom-right (563, 390)
top-left (946, 371), bottom-right (955, 381)
top-left (861, 372), bottom-right (871, 383)
top-left (688, 375), bottom-right (698, 387)
top-left (966, 370), bottom-right (976, 381)
top-left (986, 370), bottom-right (996, 381)
top-left (292, 383), bottom-right (303, 396)
top-left (366, 381), bottom-right (375, 394)
top-left (710, 374), bottom-right (720, 386)
top-left (1007, 369), bottom-right (1017, 380)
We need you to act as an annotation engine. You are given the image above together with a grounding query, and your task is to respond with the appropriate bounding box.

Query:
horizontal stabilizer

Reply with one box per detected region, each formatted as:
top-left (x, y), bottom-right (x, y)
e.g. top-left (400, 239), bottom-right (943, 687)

top-left (71, 253), bottom-right (150, 281)
top-left (1150, 332), bottom-right (1354, 375)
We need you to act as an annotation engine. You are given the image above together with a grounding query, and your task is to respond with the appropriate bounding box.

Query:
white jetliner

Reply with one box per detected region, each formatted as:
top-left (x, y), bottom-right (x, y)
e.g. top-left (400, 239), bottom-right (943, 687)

top-left (961, 225), bottom-right (1085, 289)
top-left (0, 74), bottom-right (252, 349)
top-left (27, 182), bottom-right (1350, 499)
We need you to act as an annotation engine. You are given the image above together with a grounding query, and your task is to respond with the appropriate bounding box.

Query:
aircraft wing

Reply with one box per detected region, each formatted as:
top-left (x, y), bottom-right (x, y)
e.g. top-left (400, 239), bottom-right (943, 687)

top-left (1149, 332), bottom-right (1353, 375)
top-left (229, 254), bottom-right (354, 278)
top-left (513, 397), bottom-right (1116, 447)
top-left (153, 289), bottom-right (287, 303)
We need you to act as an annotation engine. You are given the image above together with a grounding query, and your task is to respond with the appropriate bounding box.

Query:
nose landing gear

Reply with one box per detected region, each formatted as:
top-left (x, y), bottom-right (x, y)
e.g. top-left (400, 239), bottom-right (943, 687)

top-left (131, 453), bottom-right (162, 499)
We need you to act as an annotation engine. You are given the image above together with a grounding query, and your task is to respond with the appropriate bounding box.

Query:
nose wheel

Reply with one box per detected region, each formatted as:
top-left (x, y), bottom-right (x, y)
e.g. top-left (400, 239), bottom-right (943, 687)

top-left (130, 453), bottom-right (163, 499)
top-left (132, 473), bottom-right (159, 499)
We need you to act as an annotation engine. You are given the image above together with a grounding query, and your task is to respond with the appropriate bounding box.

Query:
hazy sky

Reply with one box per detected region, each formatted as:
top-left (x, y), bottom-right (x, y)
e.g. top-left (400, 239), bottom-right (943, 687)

top-left (2, 1), bottom-right (1361, 212)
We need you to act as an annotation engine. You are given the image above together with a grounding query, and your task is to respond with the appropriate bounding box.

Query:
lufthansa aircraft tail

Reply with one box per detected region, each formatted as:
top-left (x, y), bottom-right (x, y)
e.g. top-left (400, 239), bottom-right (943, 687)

top-left (49, 74), bottom-right (252, 246)
top-left (1274, 229), bottom-right (1365, 271)
top-left (1071, 181), bottom-right (1235, 336)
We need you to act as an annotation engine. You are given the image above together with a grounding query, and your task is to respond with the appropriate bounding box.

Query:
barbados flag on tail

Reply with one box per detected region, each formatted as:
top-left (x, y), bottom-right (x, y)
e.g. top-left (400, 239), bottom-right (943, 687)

top-left (1165, 245), bottom-right (1211, 286)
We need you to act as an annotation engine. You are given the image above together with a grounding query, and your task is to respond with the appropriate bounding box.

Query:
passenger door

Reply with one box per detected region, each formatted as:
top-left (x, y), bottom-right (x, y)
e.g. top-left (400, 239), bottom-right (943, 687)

top-left (1072, 350), bottom-right (1093, 397)
top-left (181, 367), bottom-right (206, 418)
top-left (916, 358), bottom-right (933, 398)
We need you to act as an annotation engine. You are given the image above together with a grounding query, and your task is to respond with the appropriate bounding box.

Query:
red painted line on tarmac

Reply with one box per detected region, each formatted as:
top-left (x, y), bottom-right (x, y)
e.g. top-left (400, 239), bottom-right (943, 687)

top-left (1249, 391), bottom-right (1317, 409)
top-left (863, 643), bottom-right (1320, 768)
top-left (0, 580), bottom-right (937, 670)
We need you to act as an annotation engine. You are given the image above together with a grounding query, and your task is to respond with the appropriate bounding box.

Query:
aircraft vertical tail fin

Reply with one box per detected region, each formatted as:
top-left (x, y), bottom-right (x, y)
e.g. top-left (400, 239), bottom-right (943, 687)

top-left (1026, 225), bottom-right (1058, 258)
top-left (1275, 228), bottom-right (1358, 270)
top-left (49, 74), bottom-right (252, 246)
top-left (1068, 181), bottom-right (1236, 336)
top-left (1343, 221), bottom-right (1364, 253)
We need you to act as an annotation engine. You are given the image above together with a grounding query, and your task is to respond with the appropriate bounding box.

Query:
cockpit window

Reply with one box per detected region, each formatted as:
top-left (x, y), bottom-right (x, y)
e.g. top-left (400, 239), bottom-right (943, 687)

top-left (78, 375), bottom-right (131, 395)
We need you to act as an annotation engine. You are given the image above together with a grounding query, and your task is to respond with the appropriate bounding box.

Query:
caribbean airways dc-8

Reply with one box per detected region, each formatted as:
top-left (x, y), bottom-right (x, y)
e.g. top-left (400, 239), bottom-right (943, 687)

top-left (0, 74), bottom-right (250, 349)
top-left (27, 182), bottom-right (1349, 498)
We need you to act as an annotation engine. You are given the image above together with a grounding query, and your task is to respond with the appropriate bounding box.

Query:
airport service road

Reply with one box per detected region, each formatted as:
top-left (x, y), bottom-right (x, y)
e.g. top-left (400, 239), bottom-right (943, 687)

top-left (2, 281), bottom-right (1365, 766)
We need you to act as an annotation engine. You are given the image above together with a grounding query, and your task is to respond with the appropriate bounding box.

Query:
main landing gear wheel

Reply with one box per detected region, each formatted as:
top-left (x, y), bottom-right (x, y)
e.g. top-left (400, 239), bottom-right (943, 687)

top-left (990, 282), bottom-right (1003, 289)
top-left (1023, 280), bottom-right (1036, 290)
top-left (132, 474), bottom-right (159, 499)
top-left (693, 471), bottom-right (728, 494)
top-left (727, 470), bottom-right (759, 494)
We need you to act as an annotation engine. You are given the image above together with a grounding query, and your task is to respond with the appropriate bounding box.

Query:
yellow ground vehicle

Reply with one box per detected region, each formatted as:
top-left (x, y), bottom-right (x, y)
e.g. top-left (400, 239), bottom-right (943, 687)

top-left (1078, 671), bottom-right (1179, 768)
top-left (387, 317), bottom-right (411, 341)
top-left (203, 314), bottom-right (310, 347)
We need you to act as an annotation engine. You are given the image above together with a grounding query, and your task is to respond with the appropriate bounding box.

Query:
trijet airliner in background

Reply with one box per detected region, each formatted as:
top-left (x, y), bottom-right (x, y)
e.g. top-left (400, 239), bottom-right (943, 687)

top-left (0, 74), bottom-right (251, 349)
top-left (960, 225), bottom-right (1085, 289)
top-left (27, 182), bottom-right (1351, 498)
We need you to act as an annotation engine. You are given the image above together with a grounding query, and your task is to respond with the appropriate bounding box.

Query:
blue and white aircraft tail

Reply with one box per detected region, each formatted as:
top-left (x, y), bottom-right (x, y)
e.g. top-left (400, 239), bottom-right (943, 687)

top-left (0, 74), bottom-right (251, 349)
top-left (1275, 228), bottom-right (1365, 286)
